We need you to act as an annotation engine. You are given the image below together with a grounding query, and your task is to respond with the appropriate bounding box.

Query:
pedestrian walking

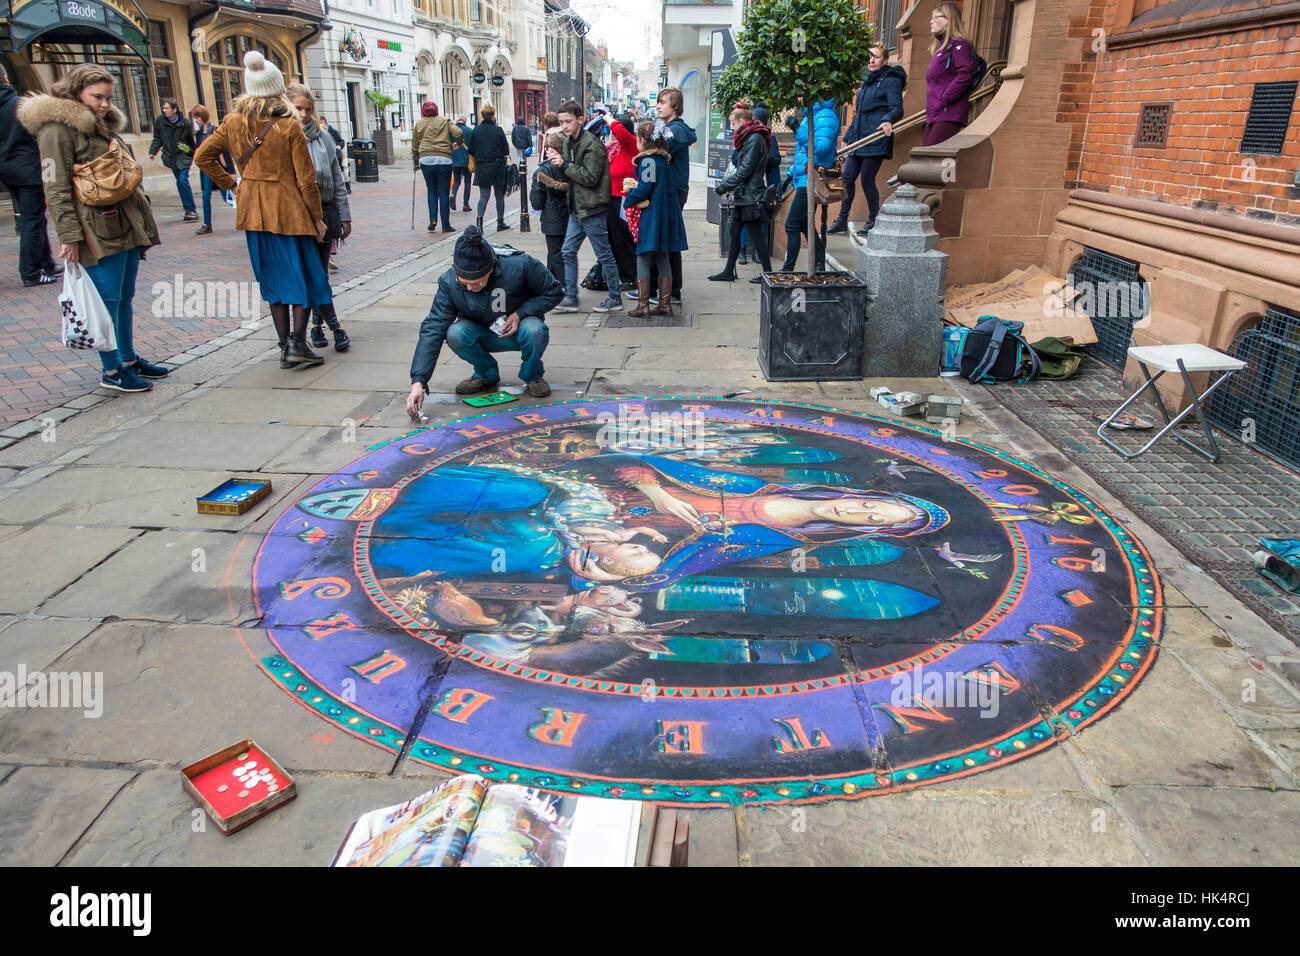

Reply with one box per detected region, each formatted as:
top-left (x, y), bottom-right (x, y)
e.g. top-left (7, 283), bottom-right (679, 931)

top-left (529, 131), bottom-right (570, 283)
top-left (779, 100), bottom-right (839, 273)
top-left (412, 101), bottom-right (463, 233)
top-left (194, 51), bottom-right (331, 370)
top-left (0, 66), bottom-right (60, 286)
top-left (20, 64), bottom-right (164, 392)
top-left (149, 97), bottom-right (198, 222)
top-left (320, 115), bottom-right (349, 194)
top-left (733, 103), bottom-right (782, 266)
top-left (623, 120), bottom-right (688, 316)
top-left (468, 104), bottom-right (510, 231)
top-left (924, 2), bottom-right (976, 146)
top-left (511, 115), bottom-right (533, 164)
top-left (406, 225), bottom-right (563, 410)
top-left (605, 112), bottom-right (639, 291)
top-left (189, 104), bottom-right (234, 235)
top-left (451, 116), bottom-right (473, 211)
top-left (287, 83), bottom-right (352, 354)
top-left (829, 45), bottom-right (906, 237)
top-left (648, 86), bottom-right (696, 307)
top-left (709, 99), bottom-right (774, 283)
top-left (548, 100), bottom-right (623, 314)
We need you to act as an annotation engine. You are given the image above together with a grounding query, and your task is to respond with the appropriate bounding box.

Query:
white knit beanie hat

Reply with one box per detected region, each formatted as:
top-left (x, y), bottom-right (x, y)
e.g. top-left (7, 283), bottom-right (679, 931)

top-left (243, 50), bottom-right (285, 98)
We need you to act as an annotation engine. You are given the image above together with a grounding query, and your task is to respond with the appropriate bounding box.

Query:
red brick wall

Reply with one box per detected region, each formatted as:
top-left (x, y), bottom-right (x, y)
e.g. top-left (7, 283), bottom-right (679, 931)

top-left (1070, 8), bottom-right (1300, 225)
top-left (1060, 0), bottom-right (1111, 190)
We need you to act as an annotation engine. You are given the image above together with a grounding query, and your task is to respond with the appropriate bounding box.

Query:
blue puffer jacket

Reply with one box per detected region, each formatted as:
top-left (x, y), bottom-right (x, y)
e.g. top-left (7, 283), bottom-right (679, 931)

top-left (789, 99), bottom-right (839, 188)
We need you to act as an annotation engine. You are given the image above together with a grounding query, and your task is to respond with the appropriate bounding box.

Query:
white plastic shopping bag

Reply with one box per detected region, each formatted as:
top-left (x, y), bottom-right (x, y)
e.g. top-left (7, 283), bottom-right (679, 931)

top-left (59, 262), bottom-right (117, 352)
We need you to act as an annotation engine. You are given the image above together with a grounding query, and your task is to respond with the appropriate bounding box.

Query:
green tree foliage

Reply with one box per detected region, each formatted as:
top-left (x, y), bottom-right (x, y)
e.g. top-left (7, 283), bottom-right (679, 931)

top-left (364, 89), bottom-right (400, 130)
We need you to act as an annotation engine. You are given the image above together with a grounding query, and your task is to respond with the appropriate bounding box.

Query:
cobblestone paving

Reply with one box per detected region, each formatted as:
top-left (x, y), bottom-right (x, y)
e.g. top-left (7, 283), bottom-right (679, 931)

top-left (985, 359), bottom-right (1300, 646)
top-left (0, 164), bottom-right (524, 424)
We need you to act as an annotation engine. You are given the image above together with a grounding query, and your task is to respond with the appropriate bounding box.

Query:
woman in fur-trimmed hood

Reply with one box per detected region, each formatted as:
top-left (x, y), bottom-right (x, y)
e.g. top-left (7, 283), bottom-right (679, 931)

top-left (621, 121), bottom-right (687, 316)
top-left (20, 64), bottom-right (164, 394)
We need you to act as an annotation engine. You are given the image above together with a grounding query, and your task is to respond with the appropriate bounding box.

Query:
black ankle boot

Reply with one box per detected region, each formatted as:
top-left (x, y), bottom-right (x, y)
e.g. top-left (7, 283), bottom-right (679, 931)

top-left (827, 218), bottom-right (849, 234)
top-left (331, 326), bottom-right (351, 352)
top-left (309, 322), bottom-right (328, 349)
top-left (285, 335), bottom-right (324, 368)
top-left (278, 340), bottom-right (295, 369)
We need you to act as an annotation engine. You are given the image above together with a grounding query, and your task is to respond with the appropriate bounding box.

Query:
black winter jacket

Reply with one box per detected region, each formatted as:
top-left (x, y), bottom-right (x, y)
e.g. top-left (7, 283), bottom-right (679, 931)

top-left (716, 129), bottom-right (770, 208)
top-left (0, 84), bottom-right (42, 186)
top-left (468, 119), bottom-right (510, 187)
top-left (845, 65), bottom-right (907, 159)
top-left (410, 248), bottom-right (564, 388)
top-left (149, 113), bottom-right (196, 170)
top-left (529, 163), bottom-right (570, 235)
top-left (511, 122), bottom-right (532, 150)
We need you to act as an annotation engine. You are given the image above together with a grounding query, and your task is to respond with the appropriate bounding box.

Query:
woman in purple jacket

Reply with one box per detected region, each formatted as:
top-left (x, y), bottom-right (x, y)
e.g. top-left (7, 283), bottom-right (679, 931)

top-left (924, 2), bottom-right (975, 146)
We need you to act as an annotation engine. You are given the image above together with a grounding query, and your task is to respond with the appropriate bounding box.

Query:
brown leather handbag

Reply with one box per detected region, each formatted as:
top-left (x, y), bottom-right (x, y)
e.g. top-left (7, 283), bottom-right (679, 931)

top-left (71, 138), bottom-right (142, 207)
top-left (810, 160), bottom-right (846, 207)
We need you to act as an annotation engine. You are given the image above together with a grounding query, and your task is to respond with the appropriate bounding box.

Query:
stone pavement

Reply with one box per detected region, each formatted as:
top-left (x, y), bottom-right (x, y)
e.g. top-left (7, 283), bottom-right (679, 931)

top-left (0, 163), bottom-right (525, 426)
top-left (1, 208), bottom-right (1299, 867)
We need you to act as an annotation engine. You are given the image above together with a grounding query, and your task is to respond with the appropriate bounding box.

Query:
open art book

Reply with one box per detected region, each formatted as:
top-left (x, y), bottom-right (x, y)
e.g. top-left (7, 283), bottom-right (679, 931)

top-left (332, 774), bottom-right (642, 867)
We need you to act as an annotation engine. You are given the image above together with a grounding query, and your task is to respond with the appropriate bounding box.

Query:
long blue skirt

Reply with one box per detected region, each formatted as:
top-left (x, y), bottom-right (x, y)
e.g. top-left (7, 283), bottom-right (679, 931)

top-left (245, 230), bottom-right (333, 307)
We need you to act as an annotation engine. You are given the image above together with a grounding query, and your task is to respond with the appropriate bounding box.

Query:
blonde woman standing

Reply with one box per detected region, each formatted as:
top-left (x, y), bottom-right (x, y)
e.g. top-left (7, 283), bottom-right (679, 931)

top-left (924, 2), bottom-right (976, 146)
top-left (194, 51), bottom-right (330, 368)
top-left (19, 63), bottom-right (163, 393)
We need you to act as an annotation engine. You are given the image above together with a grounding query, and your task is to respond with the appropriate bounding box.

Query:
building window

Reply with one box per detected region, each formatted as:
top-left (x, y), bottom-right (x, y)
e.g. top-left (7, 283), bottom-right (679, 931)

top-left (471, 0), bottom-right (481, 21)
top-left (53, 43), bottom-right (158, 135)
top-left (209, 35), bottom-right (287, 119)
top-left (441, 54), bottom-right (465, 118)
top-left (147, 20), bottom-right (176, 105)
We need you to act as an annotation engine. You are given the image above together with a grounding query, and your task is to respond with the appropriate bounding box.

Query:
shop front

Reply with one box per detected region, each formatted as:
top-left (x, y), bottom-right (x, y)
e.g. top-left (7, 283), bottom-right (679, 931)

top-left (513, 78), bottom-right (545, 129)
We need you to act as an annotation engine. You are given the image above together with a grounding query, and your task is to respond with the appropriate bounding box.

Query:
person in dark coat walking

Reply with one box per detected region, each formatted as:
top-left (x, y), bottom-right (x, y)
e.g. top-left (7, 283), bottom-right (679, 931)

top-left (511, 117), bottom-right (532, 161)
top-left (529, 131), bottom-right (570, 283)
top-left (149, 97), bottom-right (198, 221)
top-left (622, 121), bottom-right (687, 316)
top-left (452, 116), bottom-right (473, 211)
top-left (924, 2), bottom-right (976, 146)
top-left (0, 67), bottom-right (60, 286)
top-left (734, 103), bottom-right (782, 266)
top-left (406, 226), bottom-right (563, 406)
top-left (468, 104), bottom-right (510, 231)
top-left (829, 46), bottom-right (906, 236)
top-left (709, 100), bottom-right (774, 283)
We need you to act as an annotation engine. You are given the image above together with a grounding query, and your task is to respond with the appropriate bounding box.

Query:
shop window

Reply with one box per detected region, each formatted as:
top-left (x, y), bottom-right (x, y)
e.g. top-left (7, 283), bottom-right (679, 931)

top-left (54, 49), bottom-right (156, 135)
top-left (208, 35), bottom-right (287, 119)
top-left (147, 21), bottom-right (176, 106)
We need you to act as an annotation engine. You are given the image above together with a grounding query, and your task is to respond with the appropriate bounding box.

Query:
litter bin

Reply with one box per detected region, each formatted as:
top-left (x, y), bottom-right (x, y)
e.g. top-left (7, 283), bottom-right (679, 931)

top-left (350, 139), bottom-right (378, 183)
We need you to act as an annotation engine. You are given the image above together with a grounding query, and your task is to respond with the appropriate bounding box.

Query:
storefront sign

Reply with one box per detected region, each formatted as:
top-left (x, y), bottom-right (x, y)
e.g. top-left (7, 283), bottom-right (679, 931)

top-left (491, 74), bottom-right (505, 87)
top-left (472, 71), bottom-right (486, 86)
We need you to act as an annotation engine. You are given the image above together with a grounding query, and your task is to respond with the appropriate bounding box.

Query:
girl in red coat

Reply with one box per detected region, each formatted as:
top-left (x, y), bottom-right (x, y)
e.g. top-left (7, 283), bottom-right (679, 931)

top-left (604, 113), bottom-right (639, 292)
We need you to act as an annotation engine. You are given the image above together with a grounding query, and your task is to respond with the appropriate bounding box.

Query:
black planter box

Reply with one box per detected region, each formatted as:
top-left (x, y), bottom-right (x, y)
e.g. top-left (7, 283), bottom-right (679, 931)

top-left (758, 272), bottom-right (868, 382)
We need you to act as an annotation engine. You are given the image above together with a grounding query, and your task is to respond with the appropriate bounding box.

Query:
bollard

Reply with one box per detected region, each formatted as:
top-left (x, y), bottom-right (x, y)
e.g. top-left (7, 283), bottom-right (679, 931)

top-left (854, 183), bottom-right (947, 377)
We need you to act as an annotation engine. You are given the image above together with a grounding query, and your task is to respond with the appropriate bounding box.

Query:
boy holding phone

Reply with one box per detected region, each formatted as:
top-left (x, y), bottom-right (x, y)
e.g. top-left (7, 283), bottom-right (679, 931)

top-left (407, 226), bottom-right (564, 419)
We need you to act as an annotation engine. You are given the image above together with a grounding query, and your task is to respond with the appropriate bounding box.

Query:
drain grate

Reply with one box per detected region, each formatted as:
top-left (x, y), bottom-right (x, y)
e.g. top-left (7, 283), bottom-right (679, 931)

top-left (602, 314), bottom-right (694, 328)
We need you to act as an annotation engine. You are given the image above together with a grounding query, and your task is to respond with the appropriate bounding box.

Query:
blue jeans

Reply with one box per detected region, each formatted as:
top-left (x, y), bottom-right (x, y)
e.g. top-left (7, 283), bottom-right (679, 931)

top-left (83, 246), bottom-right (141, 373)
top-left (445, 316), bottom-right (549, 383)
top-left (561, 208), bottom-right (621, 301)
top-left (421, 162), bottom-right (453, 228)
top-left (200, 172), bottom-right (216, 226)
top-left (174, 167), bottom-right (195, 213)
top-left (452, 165), bottom-right (472, 205)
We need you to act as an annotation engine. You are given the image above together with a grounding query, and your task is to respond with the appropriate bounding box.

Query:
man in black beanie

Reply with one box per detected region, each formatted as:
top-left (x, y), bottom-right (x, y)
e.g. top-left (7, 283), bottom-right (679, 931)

top-left (407, 225), bottom-right (564, 417)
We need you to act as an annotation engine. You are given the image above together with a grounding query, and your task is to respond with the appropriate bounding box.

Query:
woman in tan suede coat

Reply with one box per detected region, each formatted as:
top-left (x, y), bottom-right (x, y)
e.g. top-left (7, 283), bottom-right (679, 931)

top-left (194, 50), bottom-right (329, 368)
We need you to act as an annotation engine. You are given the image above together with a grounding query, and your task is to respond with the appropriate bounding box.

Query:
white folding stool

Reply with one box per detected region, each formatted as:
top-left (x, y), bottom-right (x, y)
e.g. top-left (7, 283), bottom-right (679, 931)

top-left (1096, 344), bottom-right (1247, 463)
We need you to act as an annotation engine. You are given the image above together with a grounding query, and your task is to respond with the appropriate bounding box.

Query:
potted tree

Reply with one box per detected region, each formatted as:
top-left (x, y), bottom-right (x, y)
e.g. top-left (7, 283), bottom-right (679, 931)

top-left (715, 0), bottom-right (875, 381)
top-left (364, 89), bottom-right (400, 165)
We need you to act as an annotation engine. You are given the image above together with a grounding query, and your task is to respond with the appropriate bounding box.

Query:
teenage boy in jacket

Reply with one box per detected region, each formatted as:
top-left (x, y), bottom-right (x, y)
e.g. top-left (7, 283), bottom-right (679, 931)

top-left (149, 98), bottom-right (198, 222)
top-left (546, 100), bottom-right (622, 313)
top-left (648, 86), bottom-right (696, 305)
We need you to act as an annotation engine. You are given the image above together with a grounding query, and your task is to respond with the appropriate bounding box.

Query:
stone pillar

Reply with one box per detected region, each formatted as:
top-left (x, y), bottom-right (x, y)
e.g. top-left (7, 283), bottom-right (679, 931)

top-left (855, 184), bottom-right (948, 377)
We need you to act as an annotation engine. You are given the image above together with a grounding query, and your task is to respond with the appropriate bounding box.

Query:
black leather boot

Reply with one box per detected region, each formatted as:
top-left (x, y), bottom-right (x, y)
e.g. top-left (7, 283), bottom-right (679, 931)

top-left (285, 335), bottom-right (325, 368)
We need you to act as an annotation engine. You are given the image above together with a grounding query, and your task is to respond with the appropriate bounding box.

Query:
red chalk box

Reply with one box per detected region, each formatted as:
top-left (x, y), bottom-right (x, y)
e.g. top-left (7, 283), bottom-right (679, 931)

top-left (181, 739), bottom-right (297, 834)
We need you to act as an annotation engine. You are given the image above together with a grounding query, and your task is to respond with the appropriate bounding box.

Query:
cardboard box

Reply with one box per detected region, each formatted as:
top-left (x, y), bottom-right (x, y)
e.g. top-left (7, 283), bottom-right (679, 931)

top-left (197, 478), bottom-right (272, 515)
top-left (182, 739), bottom-right (297, 834)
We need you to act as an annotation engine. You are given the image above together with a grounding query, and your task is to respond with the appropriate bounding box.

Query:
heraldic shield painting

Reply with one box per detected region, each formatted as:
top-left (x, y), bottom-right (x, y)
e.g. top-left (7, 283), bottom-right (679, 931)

top-left (243, 398), bottom-right (1163, 806)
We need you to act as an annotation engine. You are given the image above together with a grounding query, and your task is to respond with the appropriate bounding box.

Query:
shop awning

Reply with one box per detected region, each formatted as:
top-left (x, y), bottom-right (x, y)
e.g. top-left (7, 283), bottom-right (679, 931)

top-left (2, 0), bottom-right (150, 62)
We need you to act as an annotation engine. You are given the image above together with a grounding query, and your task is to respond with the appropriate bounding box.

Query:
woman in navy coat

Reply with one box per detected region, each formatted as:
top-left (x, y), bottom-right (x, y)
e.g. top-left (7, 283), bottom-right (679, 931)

top-left (829, 45), bottom-right (905, 236)
top-left (622, 121), bottom-right (688, 316)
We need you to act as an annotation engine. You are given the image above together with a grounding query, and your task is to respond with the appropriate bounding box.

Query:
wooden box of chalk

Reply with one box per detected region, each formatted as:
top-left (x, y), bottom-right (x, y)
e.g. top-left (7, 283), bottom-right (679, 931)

top-left (181, 739), bottom-right (297, 834)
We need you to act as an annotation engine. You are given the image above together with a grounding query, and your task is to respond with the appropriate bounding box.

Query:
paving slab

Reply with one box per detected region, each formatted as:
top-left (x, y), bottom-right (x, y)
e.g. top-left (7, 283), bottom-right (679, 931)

top-left (0, 765), bottom-right (135, 865)
top-left (65, 769), bottom-right (427, 866)
top-left (1113, 786), bottom-right (1300, 866)
top-left (1169, 646), bottom-right (1300, 731)
top-left (156, 388), bottom-right (383, 427)
top-left (1069, 649), bottom-right (1282, 788)
top-left (0, 525), bottom-right (140, 614)
top-left (80, 422), bottom-right (314, 472)
top-left (743, 791), bottom-right (1148, 866)
top-left (0, 468), bottom-right (315, 531)
top-left (679, 808), bottom-right (741, 866)
top-left (0, 618), bottom-right (100, 676)
top-left (0, 621), bottom-right (396, 773)
top-left (261, 426), bottom-right (418, 474)
top-left (36, 530), bottom-right (261, 626)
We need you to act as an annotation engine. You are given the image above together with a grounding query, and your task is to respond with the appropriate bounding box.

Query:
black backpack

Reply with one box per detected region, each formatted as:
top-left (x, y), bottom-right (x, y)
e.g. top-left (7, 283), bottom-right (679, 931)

top-left (580, 262), bottom-right (607, 291)
top-left (947, 44), bottom-right (989, 95)
top-left (958, 316), bottom-right (1040, 384)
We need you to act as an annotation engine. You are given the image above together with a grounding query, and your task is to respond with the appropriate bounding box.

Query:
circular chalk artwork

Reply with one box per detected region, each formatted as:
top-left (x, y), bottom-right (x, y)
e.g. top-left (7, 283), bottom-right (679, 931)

top-left (244, 398), bottom-right (1162, 805)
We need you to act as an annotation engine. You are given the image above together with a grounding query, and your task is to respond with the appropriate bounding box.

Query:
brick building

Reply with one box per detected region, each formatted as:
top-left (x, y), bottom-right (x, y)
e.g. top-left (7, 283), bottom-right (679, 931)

top-left (839, 0), bottom-right (1299, 463)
